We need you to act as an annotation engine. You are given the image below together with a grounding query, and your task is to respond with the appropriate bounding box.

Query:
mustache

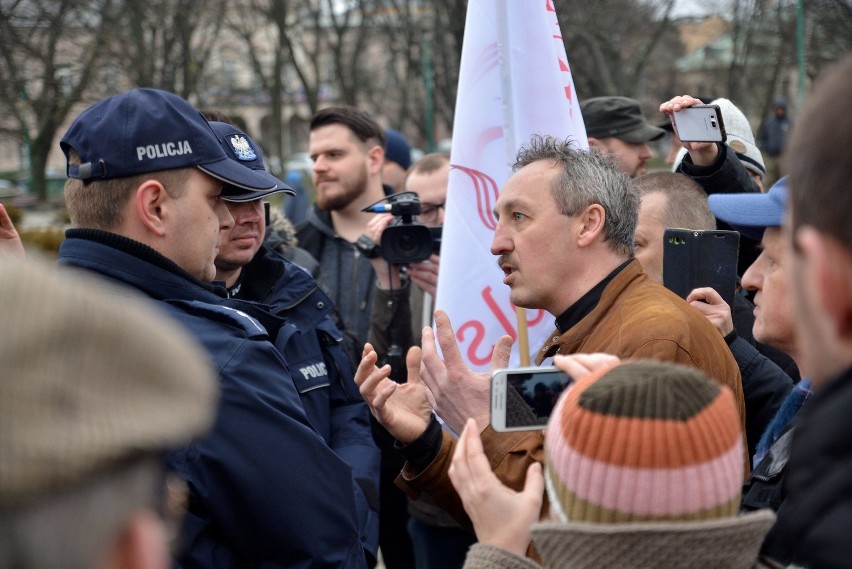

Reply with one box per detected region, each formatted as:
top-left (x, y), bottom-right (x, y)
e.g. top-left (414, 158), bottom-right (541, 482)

top-left (497, 254), bottom-right (514, 269)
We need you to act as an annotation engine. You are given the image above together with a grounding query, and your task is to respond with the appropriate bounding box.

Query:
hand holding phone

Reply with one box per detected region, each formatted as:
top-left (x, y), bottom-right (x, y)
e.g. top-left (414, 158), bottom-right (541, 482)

top-left (663, 228), bottom-right (740, 308)
top-left (672, 104), bottom-right (727, 143)
top-left (490, 367), bottom-right (573, 431)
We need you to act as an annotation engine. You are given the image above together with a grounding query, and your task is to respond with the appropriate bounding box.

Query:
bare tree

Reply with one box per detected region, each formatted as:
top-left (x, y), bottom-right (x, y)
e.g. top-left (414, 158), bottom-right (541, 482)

top-left (553, 0), bottom-right (679, 98)
top-left (228, 0), bottom-right (292, 171)
top-left (114, 0), bottom-right (227, 98)
top-left (368, 0), bottom-right (463, 147)
top-left (0, 0), bottom-right (116, 202)
top-left (803, 0), bottom-right (852, 80)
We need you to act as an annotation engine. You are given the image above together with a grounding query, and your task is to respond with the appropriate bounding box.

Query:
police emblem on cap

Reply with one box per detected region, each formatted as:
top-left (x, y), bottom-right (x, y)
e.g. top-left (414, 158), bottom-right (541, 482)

top-left (228, 135), bottom-right (257, 161)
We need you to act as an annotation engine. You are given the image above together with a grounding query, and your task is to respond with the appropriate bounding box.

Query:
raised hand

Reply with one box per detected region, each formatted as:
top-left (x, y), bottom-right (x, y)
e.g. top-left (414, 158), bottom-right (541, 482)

top-left (687, 286), bottom-right (734, 337)
top-left (419, 309), bottom-right (513, 435)
top-left (0, 204), bottom-right (25, 259)
top-left (354, 342), bottom-right (434, 444)
top-left (449, 418), bottom-right (543, 556)
top-left (659, 95), bottom-right (719, 166)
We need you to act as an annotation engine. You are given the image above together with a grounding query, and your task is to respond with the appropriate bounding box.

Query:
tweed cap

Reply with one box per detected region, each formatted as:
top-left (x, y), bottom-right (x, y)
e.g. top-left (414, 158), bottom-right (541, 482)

top-left (544, 360), bottom-right (743, 524)
top-left (0, 259), bottom-right (218, 509)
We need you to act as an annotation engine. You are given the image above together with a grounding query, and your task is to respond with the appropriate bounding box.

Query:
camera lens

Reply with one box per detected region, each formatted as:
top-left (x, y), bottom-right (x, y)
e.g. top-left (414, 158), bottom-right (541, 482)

top-left (711, 119), bottom-right (717, 128)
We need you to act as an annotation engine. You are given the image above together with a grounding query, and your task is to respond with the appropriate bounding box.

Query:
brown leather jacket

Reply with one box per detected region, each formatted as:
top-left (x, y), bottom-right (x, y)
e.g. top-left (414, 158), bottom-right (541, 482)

top-left (396, 260), bottom-right (746, 527)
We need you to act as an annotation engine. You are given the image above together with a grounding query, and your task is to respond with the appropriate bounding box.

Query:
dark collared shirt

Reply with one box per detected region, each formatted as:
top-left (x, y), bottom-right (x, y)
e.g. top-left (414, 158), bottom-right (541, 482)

top-left (554, 258), bottom-right (633, 333)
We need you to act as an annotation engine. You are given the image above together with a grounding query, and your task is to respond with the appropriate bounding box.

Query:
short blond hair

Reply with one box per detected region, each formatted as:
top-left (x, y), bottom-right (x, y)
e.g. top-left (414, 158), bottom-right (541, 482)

top-left (64, 149), bottom-right (190, 230)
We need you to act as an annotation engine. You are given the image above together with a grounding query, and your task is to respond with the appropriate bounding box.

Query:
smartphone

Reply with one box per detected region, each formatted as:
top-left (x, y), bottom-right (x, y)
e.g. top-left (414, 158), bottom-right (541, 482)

top-left (491, 367), bottom-right (573, 432)
top-left (662, 228), bottom-right (740, 308)
top-left (672, 104), bottom-right (727, 143)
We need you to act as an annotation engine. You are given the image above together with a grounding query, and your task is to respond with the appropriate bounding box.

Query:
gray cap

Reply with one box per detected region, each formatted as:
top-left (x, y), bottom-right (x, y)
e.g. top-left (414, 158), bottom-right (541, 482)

top-left (581, 96), bottom-right (665, 143)
top-left (0, 259), bottom-right (218, 509)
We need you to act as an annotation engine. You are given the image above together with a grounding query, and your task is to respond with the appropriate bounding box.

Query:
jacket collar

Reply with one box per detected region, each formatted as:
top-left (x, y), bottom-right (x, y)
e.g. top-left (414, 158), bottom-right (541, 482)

top-left (59, 229), bottom-right (226, 300)
top-left (530, 509), bottom-right (775, 569)
top-left (554, 259), bottom-right (632, 333)
top-left (536, 259), bottom-right (645, 364)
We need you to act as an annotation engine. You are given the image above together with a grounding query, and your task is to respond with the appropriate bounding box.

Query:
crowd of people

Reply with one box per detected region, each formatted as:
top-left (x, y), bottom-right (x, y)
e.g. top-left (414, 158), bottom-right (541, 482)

top-left (0, 49), bottom-right (850, 569)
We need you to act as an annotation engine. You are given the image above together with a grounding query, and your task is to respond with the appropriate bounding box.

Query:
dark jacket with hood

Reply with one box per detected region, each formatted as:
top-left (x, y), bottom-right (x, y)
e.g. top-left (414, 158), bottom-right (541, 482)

top-left (58, 230), bottom-right (367, 569)
top-left (233, 244), bottom-right (381, 560)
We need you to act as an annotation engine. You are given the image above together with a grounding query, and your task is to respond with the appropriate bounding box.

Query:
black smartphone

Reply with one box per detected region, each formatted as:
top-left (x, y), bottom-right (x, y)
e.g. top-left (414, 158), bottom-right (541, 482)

top-left (672, 104), bottom-right (727, 143)
top-left (490, 367), bottom-right (573, 431)
top-left (662, 228), bottom-right (740, 308)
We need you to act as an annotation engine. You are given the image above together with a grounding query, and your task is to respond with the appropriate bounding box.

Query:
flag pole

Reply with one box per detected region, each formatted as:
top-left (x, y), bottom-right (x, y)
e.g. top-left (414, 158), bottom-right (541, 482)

top-left (515, 306), bottom-right (531, 365)
top-left (496, 0), bottom-right (531, 366)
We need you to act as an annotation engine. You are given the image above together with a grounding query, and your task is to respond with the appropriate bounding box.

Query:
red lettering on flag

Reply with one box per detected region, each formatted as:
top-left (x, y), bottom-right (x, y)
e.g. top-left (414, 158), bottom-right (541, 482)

top-left (456, 286), bottom-right (548, 366)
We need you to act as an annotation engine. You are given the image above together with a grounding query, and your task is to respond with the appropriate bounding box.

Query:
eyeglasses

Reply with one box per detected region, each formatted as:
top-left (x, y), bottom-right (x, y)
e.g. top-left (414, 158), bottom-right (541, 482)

top-left (419, 202), bottom-right (445, 222)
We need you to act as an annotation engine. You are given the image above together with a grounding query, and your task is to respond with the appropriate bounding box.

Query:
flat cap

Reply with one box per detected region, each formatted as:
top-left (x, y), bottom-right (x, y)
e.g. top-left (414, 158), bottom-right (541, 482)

top-left (0, 259), bottom-right (218, 509)
top-left (581, 96), bottom-right (665, 143)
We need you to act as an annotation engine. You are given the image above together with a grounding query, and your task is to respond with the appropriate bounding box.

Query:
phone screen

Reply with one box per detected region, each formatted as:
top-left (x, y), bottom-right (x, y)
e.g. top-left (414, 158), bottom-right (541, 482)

top-left (491, 367), bottom-right (573, 431)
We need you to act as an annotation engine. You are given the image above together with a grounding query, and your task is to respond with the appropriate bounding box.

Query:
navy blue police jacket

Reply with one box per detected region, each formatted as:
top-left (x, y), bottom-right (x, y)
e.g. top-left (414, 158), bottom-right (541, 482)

top-left (58, 230), bottom-right (367, 569)
top-left (232, 244), bottom-right (380, 559)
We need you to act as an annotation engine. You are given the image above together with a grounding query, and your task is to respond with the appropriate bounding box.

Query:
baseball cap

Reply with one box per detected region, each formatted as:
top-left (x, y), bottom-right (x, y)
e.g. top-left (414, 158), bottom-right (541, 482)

top-left (0, 258), bottom-right (217, 509)
top-left (581, 96), bottom-right (665, 143)
top-left (60, 88), bottom-right (278, 197)
top-left (708, 177), bottom-right (788, 241)
top-left (384, 128), bottom-right (412, 170)
top-left (208, 121), bottom-right (295, 202)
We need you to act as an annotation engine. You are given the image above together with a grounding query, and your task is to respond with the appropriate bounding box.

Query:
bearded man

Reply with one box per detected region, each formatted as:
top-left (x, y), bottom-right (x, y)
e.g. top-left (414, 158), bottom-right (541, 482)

top-left (297, 106), bottom-right (393, 358)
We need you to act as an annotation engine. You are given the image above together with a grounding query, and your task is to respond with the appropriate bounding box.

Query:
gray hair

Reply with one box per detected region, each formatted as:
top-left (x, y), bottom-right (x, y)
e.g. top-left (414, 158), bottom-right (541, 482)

top-left (514, 136), bottom-right (639, 257)
top-left (0, 458), bottom-right (163, 569)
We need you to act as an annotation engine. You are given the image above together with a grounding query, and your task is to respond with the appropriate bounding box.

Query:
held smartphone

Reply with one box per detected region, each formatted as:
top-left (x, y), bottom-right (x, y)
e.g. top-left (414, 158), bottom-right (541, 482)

top-left (491, 367), bottom-right (574, 432)
top-left (662, 228), bottom-right (740, 308)
top-left (672, 104), bottom-right (727, 143)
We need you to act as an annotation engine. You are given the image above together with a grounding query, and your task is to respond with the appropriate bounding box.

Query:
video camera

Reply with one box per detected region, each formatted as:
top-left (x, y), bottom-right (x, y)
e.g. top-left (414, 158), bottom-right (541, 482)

top-left (362, 192), bottom-right (442, 264)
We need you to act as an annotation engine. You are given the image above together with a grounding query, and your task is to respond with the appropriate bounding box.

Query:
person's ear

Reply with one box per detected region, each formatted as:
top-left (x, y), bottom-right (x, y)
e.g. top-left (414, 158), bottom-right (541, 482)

top-left (576, 203), bottom-right (606, 248)
top-left (94, 510), bottom-right (169, 569)
top-left (367, 144), bottom-right (385, 176)
top-left (587, 137), bottom-right (604, 151)
top-left (135, 181), bottom-right (169, 237)
top-left (798, 227), bottom-right (852, 338)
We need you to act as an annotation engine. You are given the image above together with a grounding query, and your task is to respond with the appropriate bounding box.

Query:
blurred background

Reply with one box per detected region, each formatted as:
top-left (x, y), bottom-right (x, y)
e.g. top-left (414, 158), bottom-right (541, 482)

top-left (1, 0), bottom-right (849, 251)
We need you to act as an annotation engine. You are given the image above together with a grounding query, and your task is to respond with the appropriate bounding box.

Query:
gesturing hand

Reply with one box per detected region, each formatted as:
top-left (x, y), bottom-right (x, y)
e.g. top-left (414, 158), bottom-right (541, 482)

top-left (355, 342), bottom-right (434, 444)
top-left (419, 310), bottom-right (513, 435)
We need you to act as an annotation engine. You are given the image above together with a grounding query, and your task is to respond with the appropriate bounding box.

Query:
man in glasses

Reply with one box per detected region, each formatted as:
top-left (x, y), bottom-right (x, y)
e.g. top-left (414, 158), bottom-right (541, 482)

top-left (208, 120), bottom-right (381, 564)
top-left (365, 152), bottom-right (476, 569)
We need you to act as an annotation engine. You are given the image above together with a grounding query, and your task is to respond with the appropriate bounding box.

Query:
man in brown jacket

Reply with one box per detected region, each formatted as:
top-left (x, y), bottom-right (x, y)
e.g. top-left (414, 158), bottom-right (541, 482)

top-left (355, 136), bottom-right (744, 528)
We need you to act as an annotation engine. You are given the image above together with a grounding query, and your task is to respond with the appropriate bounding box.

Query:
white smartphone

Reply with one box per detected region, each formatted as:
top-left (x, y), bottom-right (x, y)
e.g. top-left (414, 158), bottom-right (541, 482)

top-left (490, 366), bottom-right (573, 432)
top-left (672, 104), bottom-right (727, 143)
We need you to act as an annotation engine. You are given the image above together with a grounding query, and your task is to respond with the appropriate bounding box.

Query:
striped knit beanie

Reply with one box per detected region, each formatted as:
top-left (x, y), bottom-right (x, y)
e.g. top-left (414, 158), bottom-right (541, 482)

top-left (544, 360), bottom-right (743, 524)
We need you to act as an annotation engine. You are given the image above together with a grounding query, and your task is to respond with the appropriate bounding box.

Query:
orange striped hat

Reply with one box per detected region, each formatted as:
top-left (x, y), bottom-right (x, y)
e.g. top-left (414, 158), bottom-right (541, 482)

top-left (544, 360), bottom-right (743, 524)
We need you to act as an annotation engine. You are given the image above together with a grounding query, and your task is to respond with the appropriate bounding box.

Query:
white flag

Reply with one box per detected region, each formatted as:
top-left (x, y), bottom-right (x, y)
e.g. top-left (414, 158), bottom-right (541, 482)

top-left (435, 0), bottom-right (587, 370)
